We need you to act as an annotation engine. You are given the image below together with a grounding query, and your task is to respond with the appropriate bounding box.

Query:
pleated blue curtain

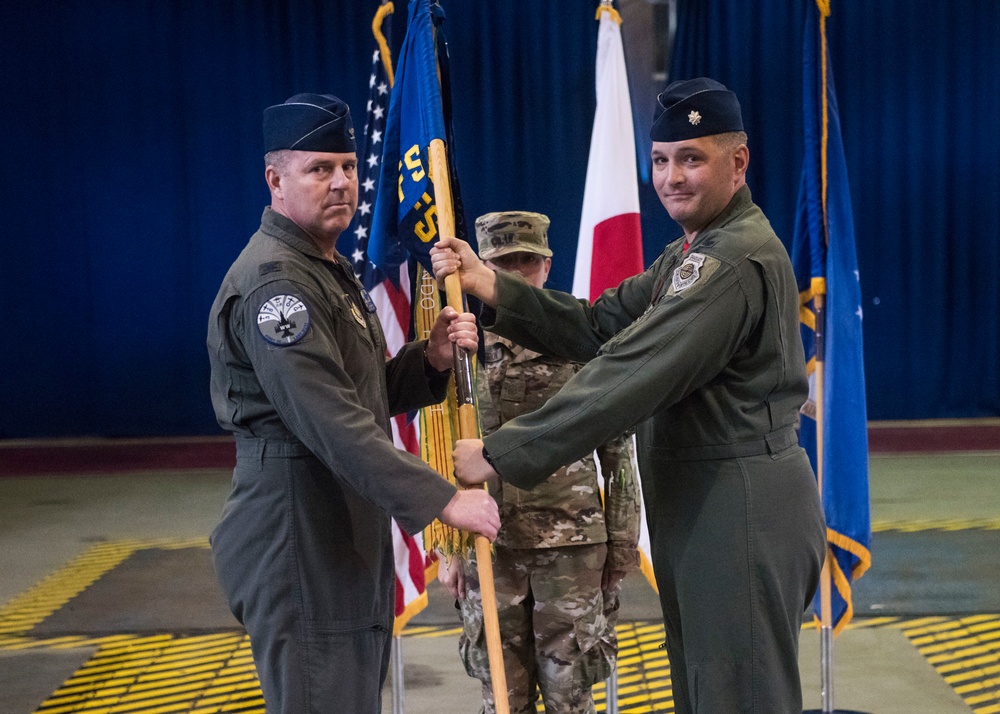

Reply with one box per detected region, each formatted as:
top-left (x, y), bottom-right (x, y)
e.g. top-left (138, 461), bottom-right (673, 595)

top-left (2, 0), bottom-right (996, 437)
top-left (670, 0), bottom-right (1000, 418)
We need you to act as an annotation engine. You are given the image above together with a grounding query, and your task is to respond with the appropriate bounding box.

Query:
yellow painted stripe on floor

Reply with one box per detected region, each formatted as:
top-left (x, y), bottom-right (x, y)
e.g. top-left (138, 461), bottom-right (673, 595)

top-left (900, 615), bottom-right (1000, 711)
top-left (873, 518), bottom-right (1000, 532)
top-left (5, 537), bottom-right (998, 713)
top-left (0, 538), bottom-right (210, 638)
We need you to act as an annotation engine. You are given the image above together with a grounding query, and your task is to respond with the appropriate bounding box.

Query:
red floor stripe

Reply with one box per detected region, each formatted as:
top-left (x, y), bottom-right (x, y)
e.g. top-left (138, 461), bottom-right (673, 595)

top-left (867, 422), bottom-right (1000, 453)
top-left (0, 422), bottom-right (997, 477)
top-left (0, 439), bottom-right (236, 477)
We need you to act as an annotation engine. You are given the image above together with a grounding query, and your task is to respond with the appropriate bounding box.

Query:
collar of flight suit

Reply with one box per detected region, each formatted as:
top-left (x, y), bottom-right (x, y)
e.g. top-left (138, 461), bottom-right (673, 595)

top-left (683, 184), bottom-right (755, 254)
top-left (258, 206), bottom-right (347, 265)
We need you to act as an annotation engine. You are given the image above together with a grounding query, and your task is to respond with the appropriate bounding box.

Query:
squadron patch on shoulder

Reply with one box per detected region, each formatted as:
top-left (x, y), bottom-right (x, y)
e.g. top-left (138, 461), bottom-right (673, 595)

top-left (257, 295), bottom-right (310, 346)
top-left (672, 253), bottom-right (707, 293)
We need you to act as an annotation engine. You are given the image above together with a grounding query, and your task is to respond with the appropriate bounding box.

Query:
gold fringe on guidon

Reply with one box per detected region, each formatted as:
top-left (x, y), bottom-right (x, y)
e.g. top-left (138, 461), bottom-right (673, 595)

top-left (416, 264), bottom-right (478, 557)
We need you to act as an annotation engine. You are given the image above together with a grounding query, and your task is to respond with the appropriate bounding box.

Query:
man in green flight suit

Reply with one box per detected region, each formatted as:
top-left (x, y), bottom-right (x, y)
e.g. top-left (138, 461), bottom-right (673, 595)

top-left (207, 93), bottom-right (499, 714)
top-left (431, 78), bottom-right (826, 714)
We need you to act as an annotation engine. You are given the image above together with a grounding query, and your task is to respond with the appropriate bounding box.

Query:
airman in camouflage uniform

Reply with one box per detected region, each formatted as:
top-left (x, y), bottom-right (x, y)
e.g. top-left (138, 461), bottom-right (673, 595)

top-left (441, 212), bottom-right (641, 714)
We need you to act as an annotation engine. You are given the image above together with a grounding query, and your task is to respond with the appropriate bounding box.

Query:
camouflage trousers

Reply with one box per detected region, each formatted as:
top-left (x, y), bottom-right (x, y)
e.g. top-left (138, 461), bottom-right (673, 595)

top-left (458, 543), bottom-right (619, 714)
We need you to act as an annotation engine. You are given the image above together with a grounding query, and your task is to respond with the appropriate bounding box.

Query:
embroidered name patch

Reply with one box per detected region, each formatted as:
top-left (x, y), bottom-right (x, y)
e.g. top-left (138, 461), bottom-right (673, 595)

top-left (672, 253), bottom-right (707, 293)
top-left (257, 295), bottom-right (310, 345)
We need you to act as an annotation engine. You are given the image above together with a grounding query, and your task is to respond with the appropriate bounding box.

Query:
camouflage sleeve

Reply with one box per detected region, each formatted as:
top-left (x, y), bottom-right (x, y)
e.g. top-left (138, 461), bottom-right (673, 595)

top-left (597, 434), bottom-right (641, 572)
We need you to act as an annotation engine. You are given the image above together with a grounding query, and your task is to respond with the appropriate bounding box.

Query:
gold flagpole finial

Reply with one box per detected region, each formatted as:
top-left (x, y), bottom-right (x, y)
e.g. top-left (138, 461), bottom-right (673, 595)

top-left (596, 0), bottom-right (622, 24)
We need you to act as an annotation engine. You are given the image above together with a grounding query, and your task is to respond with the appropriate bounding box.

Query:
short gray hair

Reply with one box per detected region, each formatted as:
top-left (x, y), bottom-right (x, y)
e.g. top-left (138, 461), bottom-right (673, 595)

top-left (264, 149), bottom-right (292, 173)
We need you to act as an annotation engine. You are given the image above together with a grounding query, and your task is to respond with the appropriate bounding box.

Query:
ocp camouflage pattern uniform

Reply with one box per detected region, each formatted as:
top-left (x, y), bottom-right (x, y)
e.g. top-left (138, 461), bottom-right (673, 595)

top-left (457, 330), bottom-right (641, 714)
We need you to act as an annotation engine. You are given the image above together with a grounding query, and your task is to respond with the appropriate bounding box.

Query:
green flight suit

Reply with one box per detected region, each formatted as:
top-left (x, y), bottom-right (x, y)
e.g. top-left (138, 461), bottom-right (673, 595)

top-left (207, 207), bottom-right (456, 714)
top-left (480, 187), bottom-right (826, 714)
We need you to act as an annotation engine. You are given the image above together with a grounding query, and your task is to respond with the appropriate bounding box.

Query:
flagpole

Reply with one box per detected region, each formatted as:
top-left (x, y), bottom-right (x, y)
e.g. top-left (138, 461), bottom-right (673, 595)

top-left (391, 635), bottom-right (405, 714)
top-left (816, 3), bottom-right (835, 711)
top-left (801, 5), bottom-right (870, 713)
top-left (428, 137), bottom-right (511, 714)
top-left (813, 293), bottom-right (835, 713)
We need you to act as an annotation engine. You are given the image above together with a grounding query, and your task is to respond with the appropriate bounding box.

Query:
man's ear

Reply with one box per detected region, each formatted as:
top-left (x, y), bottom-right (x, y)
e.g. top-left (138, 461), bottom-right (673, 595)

top-left (733, 144), bottom-right (749, 178)
top-left (265, 165), bottom-right (282, 197)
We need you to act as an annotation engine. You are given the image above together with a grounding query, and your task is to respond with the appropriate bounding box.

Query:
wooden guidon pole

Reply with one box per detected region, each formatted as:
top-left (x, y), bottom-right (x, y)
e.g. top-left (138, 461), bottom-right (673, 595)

top-left (428, 137), bottom-right (510, 714)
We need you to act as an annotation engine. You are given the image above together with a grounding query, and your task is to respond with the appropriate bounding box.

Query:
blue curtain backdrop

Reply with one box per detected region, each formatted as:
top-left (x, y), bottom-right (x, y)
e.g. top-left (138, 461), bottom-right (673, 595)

top-left (670, 0), bottom-right (1000, 420)
top-left (2, 0), bottom-right (997, 438)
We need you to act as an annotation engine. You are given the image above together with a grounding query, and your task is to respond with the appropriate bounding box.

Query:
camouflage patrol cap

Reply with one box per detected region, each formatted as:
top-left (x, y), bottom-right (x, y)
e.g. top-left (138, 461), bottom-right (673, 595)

top-left (475, 211), bottom-right (553, 261)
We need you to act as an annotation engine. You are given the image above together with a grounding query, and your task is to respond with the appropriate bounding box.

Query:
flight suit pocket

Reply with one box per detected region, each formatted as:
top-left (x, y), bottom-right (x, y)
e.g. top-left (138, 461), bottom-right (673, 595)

top-left (331, 300), bottom-right (375, 353)
top-left (690, 658), bottom-right (752, 713)
top-left (306, 623), bottom-right (391, 709)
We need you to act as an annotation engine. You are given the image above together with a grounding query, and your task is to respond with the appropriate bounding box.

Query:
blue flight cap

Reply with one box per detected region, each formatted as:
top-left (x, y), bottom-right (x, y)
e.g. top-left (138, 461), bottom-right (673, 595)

top-left (650, 78), bottom-right (744, 142)
top-left (262, 93), bottom-right (356, 154)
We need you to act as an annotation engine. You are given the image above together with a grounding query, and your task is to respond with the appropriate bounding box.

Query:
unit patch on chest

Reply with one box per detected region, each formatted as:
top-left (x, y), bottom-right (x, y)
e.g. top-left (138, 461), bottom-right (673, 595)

top-left (257, 294), bottom-right (310, 345)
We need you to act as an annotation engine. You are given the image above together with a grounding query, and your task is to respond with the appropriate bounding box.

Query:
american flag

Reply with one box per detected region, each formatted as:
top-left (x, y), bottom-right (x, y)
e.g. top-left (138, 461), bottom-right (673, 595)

top-left (344, 36), bottom-right (432, 633)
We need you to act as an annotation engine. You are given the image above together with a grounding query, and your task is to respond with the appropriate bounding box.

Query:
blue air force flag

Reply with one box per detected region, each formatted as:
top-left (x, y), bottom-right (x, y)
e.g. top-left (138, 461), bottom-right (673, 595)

top-left (792, 1), bottom-right (872, 635)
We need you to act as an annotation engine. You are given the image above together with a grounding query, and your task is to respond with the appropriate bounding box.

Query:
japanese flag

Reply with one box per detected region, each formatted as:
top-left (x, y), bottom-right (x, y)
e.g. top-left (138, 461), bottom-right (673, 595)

top-left (572, 6), bottom-right (644, 302)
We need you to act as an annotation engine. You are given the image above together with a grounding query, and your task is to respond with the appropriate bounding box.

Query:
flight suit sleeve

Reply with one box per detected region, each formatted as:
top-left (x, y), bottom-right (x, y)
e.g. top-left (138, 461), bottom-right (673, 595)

top-left (480, 257), bottom-right (664, 363)
top-left (597, 435), bottom-right (641, 573)
top-left (384, 339), bottom-right (451, 417)
top-left (482, 256), bottom-right (764, 489)
top-left (236, 277), bottom-right (456, 535)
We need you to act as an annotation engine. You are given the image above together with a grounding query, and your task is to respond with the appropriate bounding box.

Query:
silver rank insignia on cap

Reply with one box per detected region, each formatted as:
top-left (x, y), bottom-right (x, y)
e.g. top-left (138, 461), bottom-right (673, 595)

top-left (257, 295), bottom-right (310, 345)
top-left (672, 253), bottom-right (707, 293)
top-left (688, 110), bottom-right (702, 126)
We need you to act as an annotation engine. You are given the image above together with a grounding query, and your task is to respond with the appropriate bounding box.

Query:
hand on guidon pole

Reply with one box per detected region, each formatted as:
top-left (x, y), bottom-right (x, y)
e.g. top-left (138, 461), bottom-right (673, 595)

top-left (430, 237), bottom-right (499, 307)
top-left (426, 306), bottom-right (479, 372)
top-left (439, 488), bottom-right (500, 542)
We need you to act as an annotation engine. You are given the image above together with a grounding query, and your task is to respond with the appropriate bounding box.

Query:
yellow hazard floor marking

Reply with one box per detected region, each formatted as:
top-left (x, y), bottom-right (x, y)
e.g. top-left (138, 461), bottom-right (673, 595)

top-left (901, 615), bottom-right (1000, 714)
top-left (0, 538), bottom-right (208, 638)
top-left (873, 518), bottom-right (1000, 532)
top-left (1, 538), bottom-right (999, 712)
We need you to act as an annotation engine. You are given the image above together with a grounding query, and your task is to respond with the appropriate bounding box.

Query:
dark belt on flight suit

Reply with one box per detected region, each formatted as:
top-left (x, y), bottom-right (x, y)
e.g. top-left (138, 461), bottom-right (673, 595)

top-left (647, 425), bottom-right (799, 462)
top-left (234, 435), bottom-right (315, 463)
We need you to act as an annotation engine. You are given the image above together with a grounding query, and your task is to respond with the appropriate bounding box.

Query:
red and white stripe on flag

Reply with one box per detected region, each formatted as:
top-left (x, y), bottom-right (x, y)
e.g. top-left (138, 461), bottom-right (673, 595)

top-left (369, 266), bottom-right (435, 632)
top-left (576, 7), bottom-right (657, 593)
top-left (571, 7), bottom-right (644, 303)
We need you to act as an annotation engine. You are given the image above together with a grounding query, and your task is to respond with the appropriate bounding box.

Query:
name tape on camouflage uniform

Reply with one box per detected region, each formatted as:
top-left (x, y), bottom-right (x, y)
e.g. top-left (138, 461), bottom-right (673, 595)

top-left (257, 295), bottom-right (310, 345)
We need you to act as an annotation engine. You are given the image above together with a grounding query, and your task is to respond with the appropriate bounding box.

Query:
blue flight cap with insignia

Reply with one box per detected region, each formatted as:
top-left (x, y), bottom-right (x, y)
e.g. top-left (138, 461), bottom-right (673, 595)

top-left (650, 77), bottom-right (744, 142)
top-left (262, 93), bottom-right (356, 154)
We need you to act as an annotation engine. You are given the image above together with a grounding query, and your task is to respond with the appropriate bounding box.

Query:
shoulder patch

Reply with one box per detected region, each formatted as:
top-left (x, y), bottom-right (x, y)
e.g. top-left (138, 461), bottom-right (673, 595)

top-left (667, 252), bottom-right (721, 298)
top-left (257, 294), bottom-right (310, 345)
top-left (672, 253), bottom-right (706, 292)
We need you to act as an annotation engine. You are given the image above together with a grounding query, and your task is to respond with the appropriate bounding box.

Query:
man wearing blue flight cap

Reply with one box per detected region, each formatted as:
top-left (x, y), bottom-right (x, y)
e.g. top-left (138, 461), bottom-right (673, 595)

top-left (432, 78), bottom-right (827, 713)
top-left (206, 93), bottom-right (500, 713)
